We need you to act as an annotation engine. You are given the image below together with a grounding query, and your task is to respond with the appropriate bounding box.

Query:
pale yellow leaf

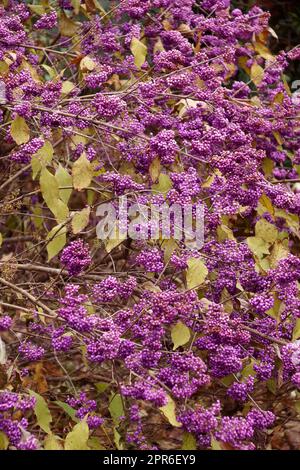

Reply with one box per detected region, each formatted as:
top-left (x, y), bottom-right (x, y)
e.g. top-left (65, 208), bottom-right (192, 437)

top-left (10, 115), bottom-right (30, 145)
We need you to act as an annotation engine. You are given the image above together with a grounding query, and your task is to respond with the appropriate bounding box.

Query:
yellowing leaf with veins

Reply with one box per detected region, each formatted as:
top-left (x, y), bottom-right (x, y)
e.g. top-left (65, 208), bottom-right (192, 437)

top-left (130, 37), bottom-right (147, 69)
top-left (171, 321), bottom-right (191, 350)
top-left (250, 63), bottom-right (264, 86)
top-left (186, 258), bottom-right (208, 289)
top-left (46, 224), bottom-right (67, 261)
top-left (80, 56), bottom-right (96, 71)
top-left (44, 434), bottom-right (63, 450)
top-left (29, 391), bottom-right (52, 434)
top-left (56, 164), bottom-right (73, 204)
top-left (10, 115), bottom-right (30, 145)
top-left (247, 236), bottom-right (270, 258)
top-left (72, 207), bottom-right (90, 234)
top-left (72, 153), bottom-right (93, 191)
top-left (255, 219), bottom-right (278, 243)
top-left (159, 396), bottom-right (181, 427)
top-left (31, 141), bottom-right (53, 179)
top-left (64, 420), bottom-right (90, 450)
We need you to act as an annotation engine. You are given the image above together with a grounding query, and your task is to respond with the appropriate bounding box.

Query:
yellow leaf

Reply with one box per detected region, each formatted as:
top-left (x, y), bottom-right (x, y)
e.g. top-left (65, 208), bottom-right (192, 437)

top-left (255, 219), bottom-right (278, 243)
top-left (59, 13), bottom-right (77, 37)
top-left (0, 233), bottom-right (2, 248)
top-left (258, 193), bottom-right (274, 215)
top-left (44, 434), bottom-right (63, 450)
top-left (72, 207), bottom-right (90, 234)
top-left (72, 153), bottom-right (93, 191)
top-left (10, 115), bottom-right (30, 145)
top-left (80, 56), bottom-right (96, 72)
top-left (55, 164), bottom-right (73, 204)
top-left (186, 258), bottom-right (208, 289)
top-left (71, 0), bottom-right (81, 14)
top-left (162, 238), bottom-right (178, 263)
top-left (29, 391), bottom-right (52, 434)
top-left (28, 4), bottom-right (46, 15)
top-left (250, 63), bottom-right (264, 86)
top-left (159, 396), bottom-right (181, 427)
top-left (171, 321), bottom-right (191, 350)
top-left (149, 157), bottom-right (161, 182)
top-left (40, 167), bottom-right (59, 209)
top-left (293, 318), bottom-right (300, 341)
top-left (217, 224), bottom-right (235, 242)
top-left (247, 236), bottom-right (270, 258)
top-left (152, 173), bottom-right (172, 195)
top-left (46, 224), bottom-right (67, 261)
top-left (40, 168), bottom-right (69, 223)
top-left (0, 431), bottom-right (9, 450)
top-left (31, 141), bottom-right (53, 179)
top-left (182, 432), bottom-right (197, 450)
top-left (64, 421), bottom-right (90, 450)
top-left (273, 131), bottom-right (283, 146)
top-left (268, 241), bottom-right (289, 269)
top-left (105, 227), bottom-right (127, 253)
top-left (130, 37), bottom-right (147, 69)
top-left (61, 80), bottom-right (75, 96)
top-left (254, 42), bottom-right (274, 60)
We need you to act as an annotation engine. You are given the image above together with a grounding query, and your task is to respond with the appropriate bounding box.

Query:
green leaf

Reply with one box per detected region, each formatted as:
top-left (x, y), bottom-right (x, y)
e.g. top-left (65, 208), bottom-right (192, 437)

top-left (0, 431), bottom-right (9, 450)
top-left (130, 37), bottom-right (147, 69)
top-left (171, 321), bottom-right (191, 350)
top-left (72, 153), bottom-right (94, 191)
top-left (186, 258), bottom-right (208, 289)
top-left (108, 394), bottom-right (124, 424)
top-left (46, 224), bottom-right (67, 261)
top-left (182, 432), bottom-right (197, 450)
top-left (44, 434), bottom-right (63, 450)
top-left (159, 395), bottom-right (181, 428)
top-left (29, 390), bottom-right (52, 434)
top-left (255, 219), bottom-right (278, 244)
top-left (55, 164), bottom-right (73, 204)
top-left (55, 400), bottom-right (79, 422)
top-left (95, 382), bottom-right (109, 394)
top-left (10, 115), bottom-right (30, 145)
top-left (64, 420), bottom-right (90, 450)
top-left (72, 207), bottom-right (90, 234)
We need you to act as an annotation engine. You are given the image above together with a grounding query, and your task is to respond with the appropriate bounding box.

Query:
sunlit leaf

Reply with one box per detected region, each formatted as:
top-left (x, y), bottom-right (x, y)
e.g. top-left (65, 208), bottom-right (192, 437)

top-left (171, 321), bottom-right (191, 350)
